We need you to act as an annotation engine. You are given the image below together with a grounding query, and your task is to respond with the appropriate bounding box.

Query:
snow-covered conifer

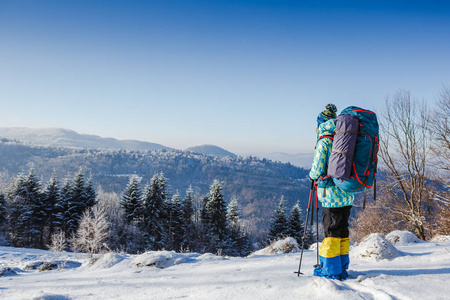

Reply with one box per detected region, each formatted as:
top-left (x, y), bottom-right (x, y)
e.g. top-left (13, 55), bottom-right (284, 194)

top-left (43, 172), bottom-right (61, 245)
top-left (65, 169), bottom-right (97, 235)
top-left (181, 186), bottom-right (197, 251)
top-left (166, 192), bottom-right (184, 251)
top-left (0, 193), bottom-right (6, 227)
top-left (268, 196), bottom-right (289, 243)
top-left (226, 197), bottom-right (252, 256)
top-left (287, 202), bottom-right (304, 245)
top-left (205, 180), bottom-right (229, 254)
top-left (141, 173), bottom-right (167, 250)
top-left (84, 176), bottom-right (97, 209)
top-left (9, 169), bottom-right (45, 248)
top-left (121, 175), bottom-right (142, 223)
top-left (59, 175), bottom-right (73, 235)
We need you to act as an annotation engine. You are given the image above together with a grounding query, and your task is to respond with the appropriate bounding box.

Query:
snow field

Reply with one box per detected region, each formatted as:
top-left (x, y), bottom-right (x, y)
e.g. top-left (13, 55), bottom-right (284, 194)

top-left (1, 232), bottom-right (450, 300)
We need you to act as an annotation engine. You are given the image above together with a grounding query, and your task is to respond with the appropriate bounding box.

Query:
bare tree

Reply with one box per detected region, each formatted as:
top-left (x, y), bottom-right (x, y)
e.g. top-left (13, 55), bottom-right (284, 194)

top-left (48, 230), bottom-right (66, 252)
top-left (73, 206), bottom-right (109, 257)
top-left (429, 86), bottom-right (450, 172)
top-left (426, 85), bottom-right (450, 235)
top-left (378, 90), bottom-right (432, 240)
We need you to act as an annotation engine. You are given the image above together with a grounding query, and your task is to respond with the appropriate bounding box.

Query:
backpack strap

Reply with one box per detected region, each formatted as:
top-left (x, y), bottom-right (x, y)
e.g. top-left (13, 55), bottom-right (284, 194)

top-left (314, 135), bottom-right (334, 150)
top-left (319, 135), bottom-right (334, 141)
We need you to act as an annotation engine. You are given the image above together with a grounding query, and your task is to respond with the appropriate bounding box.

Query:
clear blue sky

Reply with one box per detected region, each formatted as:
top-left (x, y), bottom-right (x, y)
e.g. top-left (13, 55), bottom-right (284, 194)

top-left (1, 0), bottom-right (450, 153)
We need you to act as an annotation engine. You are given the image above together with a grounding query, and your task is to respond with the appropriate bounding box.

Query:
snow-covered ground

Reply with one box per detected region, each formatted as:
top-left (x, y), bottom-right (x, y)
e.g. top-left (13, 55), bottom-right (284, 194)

top-left (1, 232), bottom-right (450, 300)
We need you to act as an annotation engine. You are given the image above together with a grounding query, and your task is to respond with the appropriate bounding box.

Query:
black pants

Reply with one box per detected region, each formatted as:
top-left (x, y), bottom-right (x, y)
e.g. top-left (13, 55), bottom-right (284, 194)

top-left (322, 206), bottom-right (352, 238)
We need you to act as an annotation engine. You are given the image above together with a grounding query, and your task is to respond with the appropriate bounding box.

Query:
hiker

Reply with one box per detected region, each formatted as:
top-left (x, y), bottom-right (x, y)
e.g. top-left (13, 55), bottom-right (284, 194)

top-left (309, 104), bottom-right (355, 280)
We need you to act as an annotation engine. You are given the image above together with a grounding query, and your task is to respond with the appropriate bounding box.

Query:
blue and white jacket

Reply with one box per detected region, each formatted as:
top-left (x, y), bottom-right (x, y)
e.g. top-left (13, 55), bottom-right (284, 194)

top-left (309, 119), bottom-right (354, 208)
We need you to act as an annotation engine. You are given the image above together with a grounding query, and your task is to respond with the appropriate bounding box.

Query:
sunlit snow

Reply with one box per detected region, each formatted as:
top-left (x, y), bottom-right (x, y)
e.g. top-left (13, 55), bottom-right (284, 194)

top-left (1, 232), bottom-right (450, 300)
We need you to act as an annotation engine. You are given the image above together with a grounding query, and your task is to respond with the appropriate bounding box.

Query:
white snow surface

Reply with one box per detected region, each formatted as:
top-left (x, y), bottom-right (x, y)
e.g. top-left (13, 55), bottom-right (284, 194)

top-left (2, 233), bottom-right (450, 300)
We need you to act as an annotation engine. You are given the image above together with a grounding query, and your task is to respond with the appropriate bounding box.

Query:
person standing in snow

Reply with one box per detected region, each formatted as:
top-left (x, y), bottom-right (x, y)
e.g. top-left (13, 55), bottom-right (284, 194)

top-left (309, 104), bottom-right (355, 280)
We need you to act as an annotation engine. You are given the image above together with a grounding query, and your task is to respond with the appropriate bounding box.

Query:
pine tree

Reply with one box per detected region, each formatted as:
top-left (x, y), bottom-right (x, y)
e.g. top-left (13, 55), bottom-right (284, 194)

top-left (182, 186), bottom-right (195, 251)
top-left (226, 197), bottom-right (252, 256)
top-left (141, 173), bottom-right (167, 250)
top-left (205, 180), bottom-right (229, 254)
top-left (9, 169), bottom-right (45, 248)
top-left (43, 173), bottom-right (61, 245)
top-left (121, 175), bottom-right (142, 223)
top-left (63, 170), bottom-right (97, 235)
top-left (268, 196), bottom-right (289, 243)
top-left (84, 177), bottom-right (97, 209)
top-left (227, 197), bottom-right (240, 226)
top-left (0, 193), bottom-right (6, 227)
top-left (197, 195), bottom-right (211, 252)
top-left (166, 192), bottom-right (184, 252)
top-left (183, 186), bottom-right (194, 226)
top-left (59, 175), bottom-right (73, 235)
top-left (65, 170), bottom-right (86, 234)
top-left (287, 202), bottom-right (304, 245)
top-left (7, 193), bottom-right (27, 247)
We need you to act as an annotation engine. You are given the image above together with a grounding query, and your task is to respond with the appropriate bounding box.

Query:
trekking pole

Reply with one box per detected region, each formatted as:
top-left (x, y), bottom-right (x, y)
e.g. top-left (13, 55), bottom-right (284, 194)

top-left (315, 187), bottom-right (320, 268)
top-left (310, 188), bottom-right (315, 226)
top-left (294, 180), bottom-right (315, 276)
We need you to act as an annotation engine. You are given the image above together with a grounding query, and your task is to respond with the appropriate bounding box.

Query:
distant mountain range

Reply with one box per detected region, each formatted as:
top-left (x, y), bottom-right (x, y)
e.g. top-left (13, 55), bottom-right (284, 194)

top-left (0, 127), bottom-right (173, 152)
top-left (0, 127), bottom-right (313, 167)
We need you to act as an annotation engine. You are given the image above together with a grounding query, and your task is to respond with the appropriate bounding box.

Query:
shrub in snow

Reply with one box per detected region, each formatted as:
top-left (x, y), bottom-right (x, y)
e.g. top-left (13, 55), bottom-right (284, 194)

top-left (351, 233), bottom-right (400, 260)
top-left (385, 230), bottom-right (422, 246)
top-left (131, 251), bottom-right (193, 269)
top-left (24, 261), bottom-right (58, 272)
top-left (252, 237), bottom-right (299, 256)
top-left (37, 262), bottom-right (58, 272)
top-left (24, 261), bottom-right (43, 270)
top-left (0, 267), bottom-right (18, 277)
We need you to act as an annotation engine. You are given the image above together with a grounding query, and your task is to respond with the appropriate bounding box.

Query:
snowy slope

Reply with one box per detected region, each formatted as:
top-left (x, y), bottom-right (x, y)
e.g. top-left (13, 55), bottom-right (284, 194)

top-left (1, 233), bottom-right (450, 300)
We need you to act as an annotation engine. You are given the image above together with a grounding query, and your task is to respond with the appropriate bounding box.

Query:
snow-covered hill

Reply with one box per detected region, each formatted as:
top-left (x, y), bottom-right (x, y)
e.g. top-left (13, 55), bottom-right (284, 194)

top-left (0, 127), bottom-right (174, 151)
top-left (1, 232), bottom-right (450, 300)
top-left (185, 144), bottom-right (237, 158)
top-left (240, 151), bottom-right (314, 168)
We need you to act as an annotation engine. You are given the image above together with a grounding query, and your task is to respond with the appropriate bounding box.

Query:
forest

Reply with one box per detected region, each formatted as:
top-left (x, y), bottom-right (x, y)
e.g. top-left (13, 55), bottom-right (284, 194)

top-left (0, 136), bottom-right (311, 254)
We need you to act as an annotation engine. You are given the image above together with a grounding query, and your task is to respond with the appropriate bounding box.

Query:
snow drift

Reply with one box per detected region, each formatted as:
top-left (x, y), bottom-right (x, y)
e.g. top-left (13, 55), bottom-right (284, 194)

top-left (131, 251), bottom-right (197, 269)
top-left (351, 233), bottom-right (400, 260)
top-left (85, 253), bottom-right (129, 270)
top-left (252, 237), bottom-right (299, 255)
top-left (385, 230), bottom-right (422, 245)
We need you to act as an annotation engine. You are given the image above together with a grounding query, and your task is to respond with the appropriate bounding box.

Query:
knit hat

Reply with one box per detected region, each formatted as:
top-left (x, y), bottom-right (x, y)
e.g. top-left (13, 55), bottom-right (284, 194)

top-left (317, 103), bottom-right (337, 127)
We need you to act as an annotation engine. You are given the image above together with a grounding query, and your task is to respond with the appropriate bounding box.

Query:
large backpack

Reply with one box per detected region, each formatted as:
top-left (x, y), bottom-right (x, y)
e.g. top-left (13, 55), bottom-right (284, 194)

top-left (327, 106), bottom-right (379, 205)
